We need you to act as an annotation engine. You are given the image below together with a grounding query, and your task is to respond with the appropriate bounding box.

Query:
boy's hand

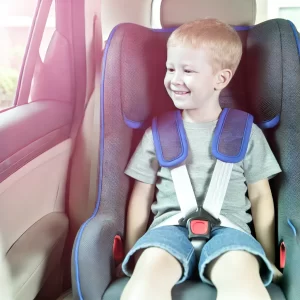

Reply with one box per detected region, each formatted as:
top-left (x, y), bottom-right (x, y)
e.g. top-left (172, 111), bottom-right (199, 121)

top-left (271, 263), bottom-right (283, 284)
top-left (115, 263), bottom-right (125, 278)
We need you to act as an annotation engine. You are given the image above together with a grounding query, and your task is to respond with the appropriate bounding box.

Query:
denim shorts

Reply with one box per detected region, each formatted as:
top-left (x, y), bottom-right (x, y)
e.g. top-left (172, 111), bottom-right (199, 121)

top-left (122, 225), bottom-right (274, 286)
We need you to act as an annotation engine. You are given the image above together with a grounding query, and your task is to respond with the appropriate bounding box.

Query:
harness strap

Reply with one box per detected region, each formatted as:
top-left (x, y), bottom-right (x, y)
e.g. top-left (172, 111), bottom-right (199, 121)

top-left (202, 160), bottom-right (234, 219)
top-left (152, 108), bottom-right (254, 236)
top-left (171, 161), bottom-right (235, 222)
top-left (170, 165), bottom-right (197, 217)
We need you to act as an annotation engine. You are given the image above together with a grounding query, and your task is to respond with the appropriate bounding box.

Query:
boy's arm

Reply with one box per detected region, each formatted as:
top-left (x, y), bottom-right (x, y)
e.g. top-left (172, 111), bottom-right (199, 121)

top-left (248, 179), bottom-right (283, 283)
top-left (248, 178), bottom-right (275, 264)
top-left (124, 180), bottom-right (155, 255)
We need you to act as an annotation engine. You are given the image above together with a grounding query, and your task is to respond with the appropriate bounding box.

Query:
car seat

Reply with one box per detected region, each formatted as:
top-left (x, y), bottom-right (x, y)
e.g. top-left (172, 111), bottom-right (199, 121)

top-left (70, 10), bottom-right (300, 300)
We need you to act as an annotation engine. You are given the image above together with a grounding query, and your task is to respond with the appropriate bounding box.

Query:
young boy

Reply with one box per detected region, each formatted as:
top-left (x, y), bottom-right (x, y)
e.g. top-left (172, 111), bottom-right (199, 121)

top-left (120, 19), bottom-right (282, 300)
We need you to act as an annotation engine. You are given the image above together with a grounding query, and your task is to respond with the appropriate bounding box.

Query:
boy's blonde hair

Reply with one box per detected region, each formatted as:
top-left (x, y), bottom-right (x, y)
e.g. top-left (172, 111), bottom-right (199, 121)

top-left (167, 18), bottom-right (243, 75)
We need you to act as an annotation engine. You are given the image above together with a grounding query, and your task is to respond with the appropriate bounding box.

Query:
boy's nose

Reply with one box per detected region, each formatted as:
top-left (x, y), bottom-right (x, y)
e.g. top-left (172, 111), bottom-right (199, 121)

top-left (171, 72), bottom-right (184, 85)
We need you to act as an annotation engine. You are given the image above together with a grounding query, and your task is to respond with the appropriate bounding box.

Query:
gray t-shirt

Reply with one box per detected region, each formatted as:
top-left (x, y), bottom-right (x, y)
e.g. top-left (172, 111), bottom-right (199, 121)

top-left (125, 119), bottom-right (282, 234)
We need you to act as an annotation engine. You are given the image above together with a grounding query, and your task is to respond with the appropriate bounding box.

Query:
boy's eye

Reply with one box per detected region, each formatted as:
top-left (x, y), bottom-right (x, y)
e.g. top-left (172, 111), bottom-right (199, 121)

top-left (167, 67), bottom-right (175, 72)
top-left (184, 69), bottom-right (193, 73)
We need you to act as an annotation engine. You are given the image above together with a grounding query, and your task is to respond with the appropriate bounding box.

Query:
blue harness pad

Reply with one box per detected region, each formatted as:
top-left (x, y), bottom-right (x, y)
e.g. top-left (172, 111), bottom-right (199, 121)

top-left (152, 108), bottom-right (254, 167)
top-left (152, 110), bottom-right (188, 168)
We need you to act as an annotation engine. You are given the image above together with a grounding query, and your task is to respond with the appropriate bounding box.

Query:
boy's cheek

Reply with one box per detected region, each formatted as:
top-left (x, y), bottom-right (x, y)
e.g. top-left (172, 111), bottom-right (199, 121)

top-left (163, 77), bottom-right (168, 89)
top-left (164, 74), bottom-right (170, 85)
top-left (164, 79), bottom-right (172, 94)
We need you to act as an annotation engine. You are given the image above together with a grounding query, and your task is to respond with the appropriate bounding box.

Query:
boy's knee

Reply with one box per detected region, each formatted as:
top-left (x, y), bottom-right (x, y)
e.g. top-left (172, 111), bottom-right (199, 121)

top-left (207, 250), bottom-right (260, 284)
top-left (135, 247), bottom-right (180, 272)
top-left (122, 249), bottom-right (179, 300)
top-left (132, 247), bottom-right (182, 285)
top-left (206, 251), bottom-right (270, 300)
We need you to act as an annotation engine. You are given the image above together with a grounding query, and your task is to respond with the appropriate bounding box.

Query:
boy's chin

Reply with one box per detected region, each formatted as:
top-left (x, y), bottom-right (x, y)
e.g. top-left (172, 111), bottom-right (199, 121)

top-left (172, 102), bottom-right (195, 110)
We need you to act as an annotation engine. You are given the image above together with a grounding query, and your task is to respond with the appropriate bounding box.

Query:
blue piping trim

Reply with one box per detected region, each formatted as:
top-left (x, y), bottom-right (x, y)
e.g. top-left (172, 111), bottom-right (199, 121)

top-left (152, 110), bottom-right (188, 167)
top-left (287, 218), bottom-right (297, 236)
top-left (152, 27), bottom-right (176, 33)
top-left (123, 115), bottom-right (144, 129)
top-left (259, 114), bottom-right (280, 129)
top-left (212, 108), bottom-right (254, 163)
top-left (74, 24), bottom-right (120, 300)
top-left (234, 25), bottom-right (253, 31)
top-left (289, 21), bottom-right (300, 56)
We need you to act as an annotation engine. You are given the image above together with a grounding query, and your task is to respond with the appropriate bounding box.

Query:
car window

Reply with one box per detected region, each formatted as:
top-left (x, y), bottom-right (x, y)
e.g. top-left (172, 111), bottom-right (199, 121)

top-left (151, 0), bottom-right (300, 30)
top-left (0, 0), bottom-right (55, 111)
top-left (257, 0), bottom-right (300, 28)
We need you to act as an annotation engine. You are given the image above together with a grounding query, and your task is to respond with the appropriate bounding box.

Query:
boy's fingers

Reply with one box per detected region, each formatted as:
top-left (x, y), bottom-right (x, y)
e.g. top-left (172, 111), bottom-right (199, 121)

top-left (271, 264), bottom-right (283, 283)
top-left (116, 264), bottom-right (125, 278)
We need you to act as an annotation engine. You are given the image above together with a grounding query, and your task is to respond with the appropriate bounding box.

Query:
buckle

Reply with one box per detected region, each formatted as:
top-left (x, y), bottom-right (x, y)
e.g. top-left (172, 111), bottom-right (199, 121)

top-left (179, 207), bottom-right (221, 240)
top-left (190, 220), bottom-right (209, 235)
top-left (187, 218), bottom-right (211, 240)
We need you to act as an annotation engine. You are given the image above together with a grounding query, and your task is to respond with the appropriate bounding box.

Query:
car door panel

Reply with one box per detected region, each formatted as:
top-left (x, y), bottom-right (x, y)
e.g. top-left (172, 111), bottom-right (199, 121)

top-left (0, 139), bottom-right (71, 299)
top-left (0, 101), bottom-right (72, 183)
top-left (7, 213), bottom-right (68, 300)
top-left (0, 0), bottom-right (86, 298)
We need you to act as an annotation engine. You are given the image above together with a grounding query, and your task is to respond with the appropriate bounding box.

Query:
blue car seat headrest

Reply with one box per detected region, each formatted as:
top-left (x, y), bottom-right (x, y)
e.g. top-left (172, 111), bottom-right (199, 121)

top-left (102, 19), bottom-right (300, 130)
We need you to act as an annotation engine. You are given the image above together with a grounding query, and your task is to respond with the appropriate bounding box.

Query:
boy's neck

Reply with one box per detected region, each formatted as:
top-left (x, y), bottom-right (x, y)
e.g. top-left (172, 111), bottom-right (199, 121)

top-left (182, 103), bottom-right (222, 123)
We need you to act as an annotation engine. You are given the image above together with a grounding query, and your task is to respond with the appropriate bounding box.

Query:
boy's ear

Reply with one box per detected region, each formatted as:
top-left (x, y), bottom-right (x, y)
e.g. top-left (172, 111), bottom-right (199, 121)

top-left (214, 69), bottom-right (233, 91)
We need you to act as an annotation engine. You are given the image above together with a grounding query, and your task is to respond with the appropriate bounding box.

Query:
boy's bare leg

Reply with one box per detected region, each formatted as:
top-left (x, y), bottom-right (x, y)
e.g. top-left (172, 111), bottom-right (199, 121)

top-left (0, 236), bottom-right (13, 300)
top-left (121, 247), bottom-right (182, 300)
top-left (206, 250), bottom-right (271, 300)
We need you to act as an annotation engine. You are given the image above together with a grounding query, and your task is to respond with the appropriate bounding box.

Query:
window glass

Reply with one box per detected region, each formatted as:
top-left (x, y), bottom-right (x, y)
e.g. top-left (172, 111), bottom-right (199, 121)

top-left (0, 0), bottom-right (55, 111)
top-left (261, 0), bottom-right (300, 29)
top-left (278, 7), bottom-right (300, 29)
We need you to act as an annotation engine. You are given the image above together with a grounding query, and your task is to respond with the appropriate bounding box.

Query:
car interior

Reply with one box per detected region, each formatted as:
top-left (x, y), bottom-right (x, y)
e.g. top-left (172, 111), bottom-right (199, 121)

top-left (0, 0), bottom-right (299, 300)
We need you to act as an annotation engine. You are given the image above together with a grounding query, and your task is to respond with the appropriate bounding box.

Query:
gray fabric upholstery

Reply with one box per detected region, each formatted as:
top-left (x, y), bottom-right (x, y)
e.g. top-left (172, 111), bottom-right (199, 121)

top-left (103, 279), bottom-right (286, 300)
top-left (71, 214), bottom-right (119, 300)
top-left (267, 24), bottom-right (300, 300)
top-left (62, 282), bottom-right (286, 300)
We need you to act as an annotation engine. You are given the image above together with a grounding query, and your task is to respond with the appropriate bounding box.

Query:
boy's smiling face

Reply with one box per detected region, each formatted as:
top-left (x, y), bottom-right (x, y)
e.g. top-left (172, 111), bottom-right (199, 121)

top-left (164, 46), bottom-right (218, 111)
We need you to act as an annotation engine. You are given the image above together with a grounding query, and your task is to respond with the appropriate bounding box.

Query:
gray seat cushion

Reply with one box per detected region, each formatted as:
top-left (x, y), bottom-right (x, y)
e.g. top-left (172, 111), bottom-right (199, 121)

top-left (103, 278), bottom-right (286, 300)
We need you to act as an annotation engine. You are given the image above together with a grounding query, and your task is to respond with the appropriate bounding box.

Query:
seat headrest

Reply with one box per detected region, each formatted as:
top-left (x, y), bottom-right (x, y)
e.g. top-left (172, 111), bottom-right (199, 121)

top-left (161, 0), bottom-right (256, 27)
top-left (102, 19), bottom-right (300, 130)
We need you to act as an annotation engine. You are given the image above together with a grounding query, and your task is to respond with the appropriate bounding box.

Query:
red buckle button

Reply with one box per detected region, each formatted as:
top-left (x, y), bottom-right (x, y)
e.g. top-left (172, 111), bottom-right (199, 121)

top-left (113, 235), bottom-right (124, 264)
top-left (280, 241), bottom-right (286, 269)
top-left (190, 220), bottom-right (209, 235)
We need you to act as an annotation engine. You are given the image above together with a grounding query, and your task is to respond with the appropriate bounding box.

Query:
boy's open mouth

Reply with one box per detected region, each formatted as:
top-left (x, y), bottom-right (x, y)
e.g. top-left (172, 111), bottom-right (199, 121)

top-left (172, 90), bottom-right (190, 95)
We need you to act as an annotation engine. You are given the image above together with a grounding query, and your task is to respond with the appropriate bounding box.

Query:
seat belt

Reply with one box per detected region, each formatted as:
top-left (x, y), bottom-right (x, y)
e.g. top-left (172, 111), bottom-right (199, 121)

top-left (172, 160), bottom-right (234, 221)
top-left (155, 161), bottom-right (240, 232)
top-left (169, 165), bottom-right (197, 217)
top-left (202, 160), bottom-right (233, 219)
top-left (155, 160), bottom-right (240, 258)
